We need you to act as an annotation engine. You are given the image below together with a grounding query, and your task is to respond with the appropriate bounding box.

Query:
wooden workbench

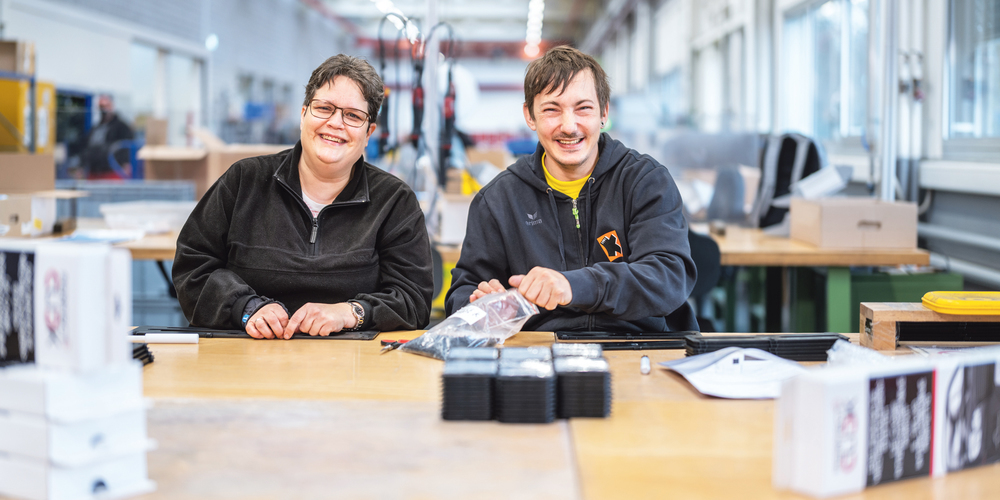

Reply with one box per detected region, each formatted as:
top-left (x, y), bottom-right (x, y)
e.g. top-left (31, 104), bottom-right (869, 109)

top-left (131, 332), bottom-right (1000, 499)
top-left (711, 225), bottom-right (929, 267)
top-left (117, 226), bottom-right (936, 333)
top-left (704, 225), bottom-right (931, 333)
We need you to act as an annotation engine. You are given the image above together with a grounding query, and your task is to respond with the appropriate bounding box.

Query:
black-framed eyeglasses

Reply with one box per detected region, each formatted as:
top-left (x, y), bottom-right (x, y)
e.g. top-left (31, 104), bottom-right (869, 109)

top-left (308, 100), bottom-right (370, 128)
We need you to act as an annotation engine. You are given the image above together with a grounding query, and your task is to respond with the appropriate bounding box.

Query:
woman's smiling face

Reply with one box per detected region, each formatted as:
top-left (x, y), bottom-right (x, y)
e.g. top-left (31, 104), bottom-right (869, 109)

top-left (299, 76), bottom-right (375, 174)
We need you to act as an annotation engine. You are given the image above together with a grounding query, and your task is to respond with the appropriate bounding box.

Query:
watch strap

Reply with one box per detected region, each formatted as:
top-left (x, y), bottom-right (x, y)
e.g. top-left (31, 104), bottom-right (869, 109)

top-left (347, 301), bottom-right (365, 330)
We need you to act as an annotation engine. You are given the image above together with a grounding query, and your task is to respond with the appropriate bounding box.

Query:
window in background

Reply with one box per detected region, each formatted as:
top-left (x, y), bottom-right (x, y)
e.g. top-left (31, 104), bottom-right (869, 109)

top-left (948, 0), bottom-right (1000, 139)
top-left (694, 41), bottom-right (725, 133)
top-left (166, 53), bottom-right (202, 146)
top-left (658, 68), bottom-right (688, 127)
top-left (781, 0), bottom-right (868, 145)
top-left (129, 43), bottom-right (157, 127)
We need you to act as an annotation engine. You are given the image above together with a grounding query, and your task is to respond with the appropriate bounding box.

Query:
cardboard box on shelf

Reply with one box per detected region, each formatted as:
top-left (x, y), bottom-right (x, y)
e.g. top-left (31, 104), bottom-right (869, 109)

top-left (466, 147), bottom-right (514, 170)
top-left (138, 129), bottom-right (289, 198)
top-left (789, 197), bottom-right (917, 249)
top-left (0, 80), bottom-right (55, 154)
top-left (0, 154), bottom-right (55, 192)
top-left (0, 40), bottom-right (35, 75)
top-left (143, 118), bottom-right (168, 146)
top-left (0, 190), bottom-right (86, 238)
top-left (0, 194), bottom-right (32, 237)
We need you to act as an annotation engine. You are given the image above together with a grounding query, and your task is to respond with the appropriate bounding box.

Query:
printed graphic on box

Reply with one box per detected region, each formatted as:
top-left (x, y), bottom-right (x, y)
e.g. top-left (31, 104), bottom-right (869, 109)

top-left (941, 362), bottom-right (1000, 472)
top-left (40, 263), bottom-right (68, 348)
top-left (834, 398), bottom-right (861, 475)
top-left (0, 250), bottom-right (34, 365)
top-left (867, 371), bottom-right (934, 486)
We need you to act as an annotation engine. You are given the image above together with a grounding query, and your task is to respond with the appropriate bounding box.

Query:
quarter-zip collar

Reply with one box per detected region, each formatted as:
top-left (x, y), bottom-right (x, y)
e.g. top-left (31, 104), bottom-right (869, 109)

top-left (273, 141), bottom-right (372, 211)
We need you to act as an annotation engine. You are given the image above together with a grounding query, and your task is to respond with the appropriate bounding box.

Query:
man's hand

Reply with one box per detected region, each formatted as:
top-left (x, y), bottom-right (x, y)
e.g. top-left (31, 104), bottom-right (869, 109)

top-left (245, 303), bottom-right (290, 339)
top-left (469, 279), bottom-right (506, 303)
top-left (509, 267), bottom-right (573, 310)
top-left (282, 302), bottom-right (356, 339)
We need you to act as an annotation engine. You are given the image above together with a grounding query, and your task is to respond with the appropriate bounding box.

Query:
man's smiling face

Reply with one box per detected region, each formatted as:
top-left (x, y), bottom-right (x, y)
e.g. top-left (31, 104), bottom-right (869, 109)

top-left (523, 69), bottom-right (607, 180)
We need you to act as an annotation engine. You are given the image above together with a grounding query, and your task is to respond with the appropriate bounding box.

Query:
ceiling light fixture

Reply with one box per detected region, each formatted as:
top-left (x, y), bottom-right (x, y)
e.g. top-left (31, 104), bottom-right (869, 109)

top-left (370, 0), bottom-right (419, 43)
top-left (524, 0), bottom-right (544, 58)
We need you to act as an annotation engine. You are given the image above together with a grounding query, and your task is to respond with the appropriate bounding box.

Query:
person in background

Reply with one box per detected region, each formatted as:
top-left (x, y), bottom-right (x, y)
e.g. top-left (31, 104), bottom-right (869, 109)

top-left (173, 54), bottom-right (433, 338)
top-left (444, 45), bottom-right (698, 333)
top-left (70, 94), bottom-right (135, 179)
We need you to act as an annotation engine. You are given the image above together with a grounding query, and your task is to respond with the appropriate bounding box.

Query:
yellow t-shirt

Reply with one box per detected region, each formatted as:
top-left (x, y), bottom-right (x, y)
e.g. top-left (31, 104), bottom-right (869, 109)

top-left (542, 153), bottom-right (590, 199)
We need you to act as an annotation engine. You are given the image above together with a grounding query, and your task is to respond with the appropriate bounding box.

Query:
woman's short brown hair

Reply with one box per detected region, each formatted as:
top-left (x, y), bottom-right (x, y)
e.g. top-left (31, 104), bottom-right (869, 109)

top-left (523, 45), bottom-right (611, 119)
top-left (303, 54), bottom-right (384, 124)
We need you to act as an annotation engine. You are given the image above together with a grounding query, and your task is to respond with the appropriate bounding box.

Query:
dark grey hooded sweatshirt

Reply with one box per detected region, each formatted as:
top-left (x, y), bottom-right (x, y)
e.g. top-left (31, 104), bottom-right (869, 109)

top-left (445, 133), bottom-right (699, 333)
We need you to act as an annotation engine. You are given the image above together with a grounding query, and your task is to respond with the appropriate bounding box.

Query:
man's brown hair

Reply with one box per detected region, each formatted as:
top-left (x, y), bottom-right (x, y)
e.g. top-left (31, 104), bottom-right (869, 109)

top-left (523, 45), bottom-right (611, 120)
top-left (303, 54), bottom-right (384, 125)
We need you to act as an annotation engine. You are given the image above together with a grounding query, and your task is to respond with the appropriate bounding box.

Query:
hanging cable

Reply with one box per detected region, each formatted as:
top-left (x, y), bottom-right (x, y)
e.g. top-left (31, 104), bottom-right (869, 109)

top-left (409, 22), bottom-right (426, 152)
top-left (424, 22), bottom-right (457, 188)
top-left (377, 13), bottom-right (413, 157)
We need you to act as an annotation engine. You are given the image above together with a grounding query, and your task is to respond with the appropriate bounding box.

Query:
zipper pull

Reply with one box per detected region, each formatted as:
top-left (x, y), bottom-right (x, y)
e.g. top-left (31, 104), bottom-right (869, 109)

top-left (310, 218), bottom-right (318, 243)
top-left (572, 199), bottom-right (581, 229)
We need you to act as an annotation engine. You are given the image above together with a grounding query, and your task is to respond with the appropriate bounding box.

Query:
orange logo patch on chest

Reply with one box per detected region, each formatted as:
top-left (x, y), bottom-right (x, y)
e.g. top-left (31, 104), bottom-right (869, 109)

top-left (597, 230), bottom-right (623, 261)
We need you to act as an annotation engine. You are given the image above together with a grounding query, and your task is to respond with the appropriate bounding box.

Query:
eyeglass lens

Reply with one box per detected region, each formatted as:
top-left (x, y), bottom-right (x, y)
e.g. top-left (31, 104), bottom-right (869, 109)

top-left (310, 100), bottom-right (368, 127)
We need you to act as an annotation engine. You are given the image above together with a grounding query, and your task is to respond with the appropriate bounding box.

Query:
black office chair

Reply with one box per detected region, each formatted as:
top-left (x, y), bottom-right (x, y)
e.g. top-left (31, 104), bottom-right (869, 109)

top-left (688, 230), bottom-right (722, 332)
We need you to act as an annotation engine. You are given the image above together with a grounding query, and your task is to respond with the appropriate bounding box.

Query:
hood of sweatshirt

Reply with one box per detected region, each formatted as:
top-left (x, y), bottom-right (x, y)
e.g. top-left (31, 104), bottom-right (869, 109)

top-left (506, 133), bottom-right (630, 192)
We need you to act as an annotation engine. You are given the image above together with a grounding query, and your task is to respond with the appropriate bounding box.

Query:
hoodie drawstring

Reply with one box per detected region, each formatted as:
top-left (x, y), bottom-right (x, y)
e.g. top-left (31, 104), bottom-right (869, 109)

top-left (546, 188), bottom-right (567, 270)
top-left (584, 177), bottom-right (595, 265)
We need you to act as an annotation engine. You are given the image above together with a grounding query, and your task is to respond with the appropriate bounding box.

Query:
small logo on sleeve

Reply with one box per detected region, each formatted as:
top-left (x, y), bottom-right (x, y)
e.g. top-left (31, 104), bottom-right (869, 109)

top-left (597, 230), bottom-right (623, 261)
top-left (525, 212), bottom-right (543, 226)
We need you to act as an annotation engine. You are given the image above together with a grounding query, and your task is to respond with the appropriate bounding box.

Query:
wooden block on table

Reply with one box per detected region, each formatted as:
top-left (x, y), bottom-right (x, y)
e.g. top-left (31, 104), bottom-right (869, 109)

top-left (860, 302), bottom-right (1000, 350)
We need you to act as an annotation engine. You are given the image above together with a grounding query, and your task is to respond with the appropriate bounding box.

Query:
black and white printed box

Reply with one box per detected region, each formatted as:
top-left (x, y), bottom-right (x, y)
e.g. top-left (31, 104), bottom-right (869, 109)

top-left (0, 241), bottom-right (132, 371)
top-left (0, 450), bottom-right (155, 500)
top-left (0, 362), bottom-right (143, 421)
top-left (773, 348), bottom-right (1000, 497)
top-left (0, 406), bottom-right (150, 466)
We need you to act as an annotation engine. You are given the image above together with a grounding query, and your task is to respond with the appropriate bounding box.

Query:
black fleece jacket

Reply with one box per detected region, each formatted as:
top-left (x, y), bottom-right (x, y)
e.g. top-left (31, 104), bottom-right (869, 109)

top-left (172, 142), bottom-right (433, 331)
top-left (445, 134), bottom-right (698, 333)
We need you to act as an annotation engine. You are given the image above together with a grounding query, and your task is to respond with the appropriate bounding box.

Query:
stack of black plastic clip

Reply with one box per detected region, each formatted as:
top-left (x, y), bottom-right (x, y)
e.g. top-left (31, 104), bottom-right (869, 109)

top-left (132, 343), bottom-right (154, 365)
top-left (441, 347), bottom-right (499, 421)
top-left (684, 333), bottom-right (848, 362)
top-left (441, 345), bottom-right (615, 423)
top-left (495, 347), bottom-right (556, 423)
top-left (552, 344), bottom-right (611, 418)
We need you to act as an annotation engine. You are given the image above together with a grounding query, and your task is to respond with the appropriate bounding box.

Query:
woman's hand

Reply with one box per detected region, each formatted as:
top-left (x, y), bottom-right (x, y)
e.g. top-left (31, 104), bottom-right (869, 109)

top-left (282, 302), bottom-right (357, 339)
top-left (246, 303), bottom-right (290, 339)
top-left (470, 279), bottom-right (506, 303)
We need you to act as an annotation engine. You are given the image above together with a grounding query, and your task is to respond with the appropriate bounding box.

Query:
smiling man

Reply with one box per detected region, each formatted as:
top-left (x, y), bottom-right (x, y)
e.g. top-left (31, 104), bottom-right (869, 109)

top-left (444, 45), bottom-right (698, 333)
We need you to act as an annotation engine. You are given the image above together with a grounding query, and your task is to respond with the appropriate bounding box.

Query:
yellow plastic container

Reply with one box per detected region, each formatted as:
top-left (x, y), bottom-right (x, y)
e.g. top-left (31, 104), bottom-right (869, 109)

top-left (922, 291), bottom-right (1000, 315)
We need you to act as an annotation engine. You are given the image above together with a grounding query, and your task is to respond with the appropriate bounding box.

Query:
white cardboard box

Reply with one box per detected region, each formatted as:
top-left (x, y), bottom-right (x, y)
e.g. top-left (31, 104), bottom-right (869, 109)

top-left (0, 451), bottom-right (155, 500)
top-left (789, 197), bottom-right (917, 249)
top-left (774, 349), bottom-right (1000, 497)
top-left (1, 241), bottom-right (132, 370)
top-left (0, 407), bottom-right (149, 465)
top-left (440, 194), bottom-right (473, 245)
top-left (33, 243), bottom-right (110, 372)
top-left (105, 248), bottom-right (132, 366)
top-left (0, 362), bottom-right (143, 421)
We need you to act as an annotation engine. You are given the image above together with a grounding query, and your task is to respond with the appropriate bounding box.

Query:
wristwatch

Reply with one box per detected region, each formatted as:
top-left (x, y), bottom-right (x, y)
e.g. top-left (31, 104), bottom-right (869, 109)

top-left (347, 301), bottom-right (365, 330)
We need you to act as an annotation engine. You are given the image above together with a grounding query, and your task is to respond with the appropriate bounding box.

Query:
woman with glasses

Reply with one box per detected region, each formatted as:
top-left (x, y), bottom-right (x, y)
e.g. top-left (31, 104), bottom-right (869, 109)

top-left (172, 54), bottom-right (433, 339)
